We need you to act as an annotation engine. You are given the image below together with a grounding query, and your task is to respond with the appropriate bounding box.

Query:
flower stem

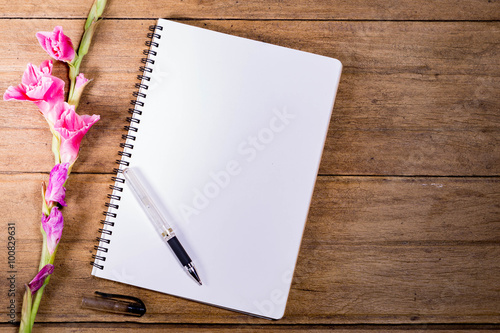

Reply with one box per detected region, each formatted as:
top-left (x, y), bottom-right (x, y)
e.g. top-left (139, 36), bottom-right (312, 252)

top-left (67, 60), bottom-right (81, 107)
top-left (51, 134), bottom-right (61, 165)
top-left (28, 282), bottom-right (47, 330)
top-left (18, 286), bottom-right (32, 333)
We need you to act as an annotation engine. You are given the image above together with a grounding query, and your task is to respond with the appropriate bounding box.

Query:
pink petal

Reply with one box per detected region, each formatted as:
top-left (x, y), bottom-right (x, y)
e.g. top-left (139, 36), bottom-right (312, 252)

top-left (55, 27), bottom-right (75, 61)
top-left (39, 59), bottom-right (53, 75)
top-left (81, 114), bottom-right (101, 131)
top-left (4, 60), bottom-right (64, 117)
top-left (45, 163), bottom-right (69, 206)
top-left (21, 63), bottom-right (41, 86)
top-left (41, 207), bottom-right (64, 255)
top-left (28, 264), bottom-right (54, 294)
top-left (39, 100), bottom-right (66, 125)
top-left (54, 105), bottom-right (100, 165)
top-left (3, 84), bottom-right (28, 101)
top-left (36, 26), bottom-right (75, 62)
top-left (75, 73), bottom-right (89, 89)
top-left (42, 75), bottom-right (65, 105)
top-left (35, 31), bottom-right (52, 42)
top-left (36, 32), bottom-right (56, 59)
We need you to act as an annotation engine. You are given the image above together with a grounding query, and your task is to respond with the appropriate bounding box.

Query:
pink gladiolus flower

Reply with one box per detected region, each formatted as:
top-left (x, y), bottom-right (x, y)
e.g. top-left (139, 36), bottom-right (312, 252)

top-left (3, 60), bottom-right (65, 119)
top-left (36, 26), bottom-right (76, 62)
top-left (45, 163), bottom-right (69, 207)
top-left (28, 264), bottom-right (54, 294)
top-left (53, 103), bottom-right (100, 165)
top-left (41, 207), bottom-right (64, 255)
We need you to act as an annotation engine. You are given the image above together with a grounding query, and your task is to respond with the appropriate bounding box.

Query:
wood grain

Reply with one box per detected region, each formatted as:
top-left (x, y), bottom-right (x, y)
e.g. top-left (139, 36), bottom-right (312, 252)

top-left (0, 174), bottom-right (498, 324)
top-left (3, 323), bottom-right (498, 333)
top-left (0, 20), bottom-right (498, 176)
top-left (1, 0), bottom-right (499, 330)
top-left (0, 0), bottom-right (499, 20)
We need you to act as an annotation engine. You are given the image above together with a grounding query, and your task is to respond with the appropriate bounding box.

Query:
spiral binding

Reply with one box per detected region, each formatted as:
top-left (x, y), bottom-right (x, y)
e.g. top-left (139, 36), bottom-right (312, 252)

top-left (91, 24), bottom-right (163, 270)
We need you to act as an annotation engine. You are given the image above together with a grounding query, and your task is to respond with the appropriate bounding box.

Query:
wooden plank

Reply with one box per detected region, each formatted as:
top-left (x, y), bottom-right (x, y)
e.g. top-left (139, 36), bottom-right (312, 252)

top-left (2, 20), bottom-right (499, 75)
top-left (2, 72), bottom-right (498, 176)
top-left (308, 176), bottom-right (500, 244)
top-left (0, 174), bottom-right (498, 324)
top-left (3, 174), bottom-right (498, 248)
top-left (4, 242), bottom-right (499, 324)
top-left (4, 323), bottom-right (498, 333)
top-left (0, 20), bottom-right (498, 176)
top-left (0, 0), bottom-right (499, 20)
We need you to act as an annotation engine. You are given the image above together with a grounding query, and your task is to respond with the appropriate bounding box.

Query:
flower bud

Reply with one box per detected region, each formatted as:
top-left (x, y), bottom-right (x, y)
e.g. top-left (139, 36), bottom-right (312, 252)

top-left (85, 0), bottom-right (107, 30)
top-left (75, 73), bottom-right (90, 89)
top-left (41, 207), bottom-right (64, 255)
top-left (69, 73), bottom-right (92, 108)
top-left (28, 264), bottom-right (55, 294)
top-left (78, 21), bottom-right (100, 59)
top-left (45, 163), bottom-right (69, 207)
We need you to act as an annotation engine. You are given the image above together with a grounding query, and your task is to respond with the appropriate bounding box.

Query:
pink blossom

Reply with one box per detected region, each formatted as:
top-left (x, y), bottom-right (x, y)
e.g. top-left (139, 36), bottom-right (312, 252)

top-left (3, 60), bottom-right (65, 119)
top-left (45, 163), bottom-right (69, 207)
top-left (41, 207), bottom-right (64, 255)
top-left (28, 264), bottom-right (54, 294)
top-left (36, 26), bottom-right (76, 62)
top-left (53, 103), bottom-right (100, 165)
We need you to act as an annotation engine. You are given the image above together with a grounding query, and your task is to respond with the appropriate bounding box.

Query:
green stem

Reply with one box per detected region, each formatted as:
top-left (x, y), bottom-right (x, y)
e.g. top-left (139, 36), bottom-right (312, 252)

top-left (28, 283), bottom-right (46, 330)
top-left (51, 134), bottom-right (61, 165)
top-left (39, 226), bottom-right (50, 270)
top-left (67, 61), bottom-right (81, 106)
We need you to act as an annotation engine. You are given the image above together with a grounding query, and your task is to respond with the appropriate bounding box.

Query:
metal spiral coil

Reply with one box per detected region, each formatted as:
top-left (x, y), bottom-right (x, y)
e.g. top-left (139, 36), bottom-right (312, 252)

top-left (91, 24), bottom-right (163, 270)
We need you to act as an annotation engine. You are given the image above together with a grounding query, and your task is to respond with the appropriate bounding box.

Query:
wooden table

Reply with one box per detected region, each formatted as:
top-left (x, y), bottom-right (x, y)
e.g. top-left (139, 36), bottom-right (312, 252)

top-left (1, 0), bottom-right (499, 332)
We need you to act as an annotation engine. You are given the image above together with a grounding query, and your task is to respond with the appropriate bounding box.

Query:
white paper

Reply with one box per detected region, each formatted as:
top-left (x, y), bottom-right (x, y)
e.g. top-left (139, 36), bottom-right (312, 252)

top-left (92, 19), bottom-right (342, 319)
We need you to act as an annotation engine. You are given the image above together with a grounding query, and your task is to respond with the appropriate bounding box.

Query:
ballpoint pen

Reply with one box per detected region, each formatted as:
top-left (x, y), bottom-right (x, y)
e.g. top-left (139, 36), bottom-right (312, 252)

top-left (122, 167), bottom-right (202, 285)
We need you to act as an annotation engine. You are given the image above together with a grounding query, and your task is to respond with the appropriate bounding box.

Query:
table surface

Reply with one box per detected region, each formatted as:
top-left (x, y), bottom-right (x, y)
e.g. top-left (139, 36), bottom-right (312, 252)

top-left (0, 0), bottom-right (499, 332)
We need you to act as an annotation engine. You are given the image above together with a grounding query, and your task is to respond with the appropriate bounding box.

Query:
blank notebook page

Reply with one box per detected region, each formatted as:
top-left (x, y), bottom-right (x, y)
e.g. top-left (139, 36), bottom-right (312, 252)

top-left (92, 19), bottom-right (342, 319)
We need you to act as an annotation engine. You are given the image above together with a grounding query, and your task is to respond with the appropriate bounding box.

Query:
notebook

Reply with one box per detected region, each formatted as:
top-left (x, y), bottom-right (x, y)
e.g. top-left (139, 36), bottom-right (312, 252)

top-left (91, 19), bottom-right (342, 319)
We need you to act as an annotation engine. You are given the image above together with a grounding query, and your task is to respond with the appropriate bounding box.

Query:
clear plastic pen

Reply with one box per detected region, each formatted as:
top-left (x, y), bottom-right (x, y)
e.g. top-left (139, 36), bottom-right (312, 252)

top-left (122, 167), bottom-right (202, 285)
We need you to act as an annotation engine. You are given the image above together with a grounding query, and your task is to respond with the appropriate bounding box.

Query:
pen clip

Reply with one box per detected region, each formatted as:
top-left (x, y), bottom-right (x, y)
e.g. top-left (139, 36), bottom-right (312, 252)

top-left (95, 291), bottom-right (145, 307)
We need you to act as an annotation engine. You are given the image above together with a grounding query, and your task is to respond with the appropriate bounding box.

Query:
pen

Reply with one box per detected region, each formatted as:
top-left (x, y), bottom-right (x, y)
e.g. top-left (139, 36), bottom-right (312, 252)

top-left (82, 291), bottom-right (146, 316)
top-left (122, 167), bottom-right (202, 285)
